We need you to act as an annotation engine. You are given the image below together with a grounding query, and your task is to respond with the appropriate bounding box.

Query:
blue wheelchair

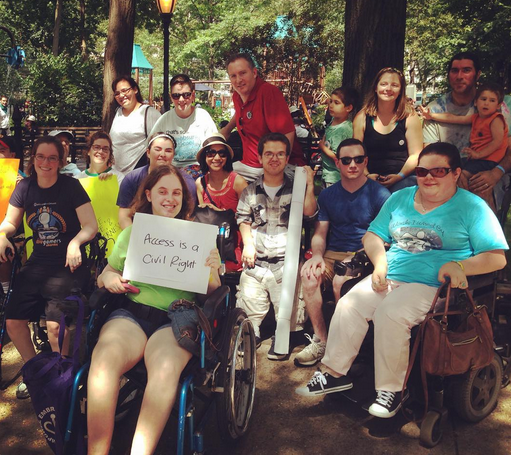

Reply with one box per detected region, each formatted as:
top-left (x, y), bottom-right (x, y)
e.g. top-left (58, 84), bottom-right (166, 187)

top-left (64, 278), bottom-right (257, 454)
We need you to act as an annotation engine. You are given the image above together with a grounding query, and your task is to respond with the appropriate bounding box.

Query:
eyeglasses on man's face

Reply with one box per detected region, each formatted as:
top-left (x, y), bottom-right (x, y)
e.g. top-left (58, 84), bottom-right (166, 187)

top-left (339, 155), bottom-right (366, 166)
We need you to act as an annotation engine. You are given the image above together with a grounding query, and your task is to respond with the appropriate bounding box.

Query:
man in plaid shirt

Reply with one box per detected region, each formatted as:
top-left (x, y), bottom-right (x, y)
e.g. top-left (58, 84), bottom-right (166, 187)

top-left (236, 132), bottom-right (317, 360)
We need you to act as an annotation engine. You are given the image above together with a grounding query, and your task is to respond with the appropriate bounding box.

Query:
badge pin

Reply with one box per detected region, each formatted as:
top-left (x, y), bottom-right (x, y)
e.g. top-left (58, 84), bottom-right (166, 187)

top-left (247, 111), bottom-right (252, 120)
top-left (399, 139), bottom-right (405, 146)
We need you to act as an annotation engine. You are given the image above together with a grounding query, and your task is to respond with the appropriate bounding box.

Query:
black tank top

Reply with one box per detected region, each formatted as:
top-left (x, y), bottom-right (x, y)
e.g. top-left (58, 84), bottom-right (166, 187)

top-left (364, 115), bottom-right (408, 175)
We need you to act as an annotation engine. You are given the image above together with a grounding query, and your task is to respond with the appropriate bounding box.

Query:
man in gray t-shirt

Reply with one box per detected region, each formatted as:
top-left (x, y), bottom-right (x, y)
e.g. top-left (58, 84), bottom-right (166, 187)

top-left (423, 52), bottom-right (511, 206)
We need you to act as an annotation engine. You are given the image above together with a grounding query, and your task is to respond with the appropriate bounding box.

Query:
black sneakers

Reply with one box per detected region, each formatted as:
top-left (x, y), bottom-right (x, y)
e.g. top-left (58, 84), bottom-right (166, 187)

top-left (295, 371), bottom-right (353, 397)
top-left (368, 390), bottom-right (409, 418)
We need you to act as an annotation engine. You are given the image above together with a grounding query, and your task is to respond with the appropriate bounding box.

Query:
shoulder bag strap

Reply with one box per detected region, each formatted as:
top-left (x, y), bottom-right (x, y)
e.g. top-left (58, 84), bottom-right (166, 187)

top-left (201, 176), bottom-right (218, 208)
top-left (144, 105), bottom-right (149, 138)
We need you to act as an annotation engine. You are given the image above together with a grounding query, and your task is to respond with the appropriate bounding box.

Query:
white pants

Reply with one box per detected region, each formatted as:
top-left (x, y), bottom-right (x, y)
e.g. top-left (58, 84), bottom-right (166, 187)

top-left (322, 275), bottom-right (437, 392)
top-left (236, 265), bottom-right (306, 337)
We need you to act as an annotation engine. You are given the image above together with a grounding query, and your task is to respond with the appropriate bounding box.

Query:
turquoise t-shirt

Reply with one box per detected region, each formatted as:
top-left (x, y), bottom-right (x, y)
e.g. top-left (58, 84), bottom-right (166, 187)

top-left (108, 225), bottom-right (196, 311)
top-left (322, 120), bottom-right (353, 184)
top-left (368, 186), bottom-right (508, 287)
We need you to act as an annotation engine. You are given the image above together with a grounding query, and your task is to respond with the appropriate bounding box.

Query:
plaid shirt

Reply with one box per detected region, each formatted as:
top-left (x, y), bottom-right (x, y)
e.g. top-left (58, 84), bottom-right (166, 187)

top-left (237, 174), bottom-right (314, 269)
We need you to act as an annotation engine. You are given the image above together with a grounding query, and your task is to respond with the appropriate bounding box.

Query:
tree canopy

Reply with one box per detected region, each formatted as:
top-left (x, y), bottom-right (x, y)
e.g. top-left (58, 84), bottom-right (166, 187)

top-left (0, 0), bottom-right (508, 126)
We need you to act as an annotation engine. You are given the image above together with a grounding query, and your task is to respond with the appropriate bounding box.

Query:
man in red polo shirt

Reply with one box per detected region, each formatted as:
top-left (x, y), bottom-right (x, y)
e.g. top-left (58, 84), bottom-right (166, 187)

top-left (220, 53), bottom-right (306, 182)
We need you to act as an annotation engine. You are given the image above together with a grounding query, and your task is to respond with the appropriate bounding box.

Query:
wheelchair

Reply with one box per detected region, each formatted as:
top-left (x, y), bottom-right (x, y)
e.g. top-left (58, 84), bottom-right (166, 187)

top-left (63, 279), bottom-right (257, 454)
top-left (0, 232), bottom-right (109, 390)
top-left (325, 251), bottom-right (510, 448)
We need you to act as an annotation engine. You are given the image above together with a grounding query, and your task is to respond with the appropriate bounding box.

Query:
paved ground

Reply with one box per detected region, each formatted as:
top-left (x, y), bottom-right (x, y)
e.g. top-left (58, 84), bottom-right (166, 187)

top-left (1, 331), bottom-right (511, 455)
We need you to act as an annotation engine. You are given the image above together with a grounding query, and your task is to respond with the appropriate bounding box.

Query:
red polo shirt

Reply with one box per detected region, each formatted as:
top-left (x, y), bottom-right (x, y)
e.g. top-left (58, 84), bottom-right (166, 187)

top-left (233, 77), bottom-right (306, 168)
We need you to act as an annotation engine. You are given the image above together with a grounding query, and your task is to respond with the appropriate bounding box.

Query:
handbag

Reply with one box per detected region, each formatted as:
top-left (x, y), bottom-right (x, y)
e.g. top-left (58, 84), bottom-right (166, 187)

top-left (21, 295), bottom-right (85, 455)
top-left (167, 298), bottom-right (217, 359)
top-left (194, 192), bottom-right (238, 263)
top-left (403, 281), bottom-right (494, 420)
top-left (421, 281), bottom-right (494, 376)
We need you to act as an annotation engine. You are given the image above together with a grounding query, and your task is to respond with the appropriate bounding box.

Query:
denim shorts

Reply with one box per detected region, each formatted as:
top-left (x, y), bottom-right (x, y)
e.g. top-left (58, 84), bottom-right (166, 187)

top-left (106, 306), bottom-right (172, 339)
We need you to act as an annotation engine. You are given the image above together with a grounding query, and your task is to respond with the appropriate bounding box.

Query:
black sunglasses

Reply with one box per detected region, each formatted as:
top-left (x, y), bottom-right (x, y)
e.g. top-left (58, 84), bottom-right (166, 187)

top-left (171, 92), bottom-right (193, 100)
top-left (339, 155), bottom-right (366, 165)
top-left (205, 149), bottom-right (228, 158)
top-left (415, 167), bottom-right (452, 178)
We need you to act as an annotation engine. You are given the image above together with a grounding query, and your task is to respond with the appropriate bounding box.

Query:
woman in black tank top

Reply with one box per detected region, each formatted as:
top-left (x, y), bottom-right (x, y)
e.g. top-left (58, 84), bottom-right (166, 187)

top-left (353, 68), bottom-right (423, 192)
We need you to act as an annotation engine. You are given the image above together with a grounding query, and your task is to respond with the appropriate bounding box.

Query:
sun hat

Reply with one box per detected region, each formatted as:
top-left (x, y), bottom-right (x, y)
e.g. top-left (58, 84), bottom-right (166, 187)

top-left (196, 133), bottom-right (234, 161)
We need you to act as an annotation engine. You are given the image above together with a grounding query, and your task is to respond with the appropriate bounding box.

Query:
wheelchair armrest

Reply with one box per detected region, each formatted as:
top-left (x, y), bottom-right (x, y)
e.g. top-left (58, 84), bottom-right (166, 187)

top-left (467, 272), bottom-right (496, 290)
top-left (89, 287), bottom-right (114, 310)
top-left (202, 285), bottom-right (230, 322)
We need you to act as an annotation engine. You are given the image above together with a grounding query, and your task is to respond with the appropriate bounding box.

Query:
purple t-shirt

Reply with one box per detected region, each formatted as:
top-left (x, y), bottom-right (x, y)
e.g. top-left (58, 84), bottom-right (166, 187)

top-left (116, 165), bottom-right (197, 208)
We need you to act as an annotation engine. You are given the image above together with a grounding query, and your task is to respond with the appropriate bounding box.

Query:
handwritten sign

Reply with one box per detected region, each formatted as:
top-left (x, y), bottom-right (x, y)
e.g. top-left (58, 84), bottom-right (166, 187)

top-left (123, 212), bottom-right (218, 294)
top-left (0, 158), bottom-right (19, 220)
top-left (78, 176), bottom-right (122, 257)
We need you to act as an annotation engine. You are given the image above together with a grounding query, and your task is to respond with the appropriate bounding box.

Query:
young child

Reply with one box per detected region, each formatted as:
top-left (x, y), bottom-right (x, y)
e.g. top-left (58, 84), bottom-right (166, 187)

top-left (421, 82), bottom-right (508, 184)
top-left (320, 87), bottom-right (359, 186)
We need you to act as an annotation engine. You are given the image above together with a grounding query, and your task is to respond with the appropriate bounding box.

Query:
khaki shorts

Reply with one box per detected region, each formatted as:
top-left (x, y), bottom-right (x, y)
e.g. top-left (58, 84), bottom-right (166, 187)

top-left (322, 250), bottom-right (355, 288)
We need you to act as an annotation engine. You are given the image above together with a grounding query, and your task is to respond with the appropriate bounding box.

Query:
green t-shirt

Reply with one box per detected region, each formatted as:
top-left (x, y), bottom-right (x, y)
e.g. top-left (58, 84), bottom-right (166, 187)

top-left (108, 225), bottom-right (196, 311)
top-left (322, 120), bottom-right (353, 184)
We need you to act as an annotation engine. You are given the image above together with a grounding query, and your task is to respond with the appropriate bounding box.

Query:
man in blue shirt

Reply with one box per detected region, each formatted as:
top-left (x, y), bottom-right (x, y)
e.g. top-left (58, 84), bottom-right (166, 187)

top-left (296, 138), bottom-right (390, 366)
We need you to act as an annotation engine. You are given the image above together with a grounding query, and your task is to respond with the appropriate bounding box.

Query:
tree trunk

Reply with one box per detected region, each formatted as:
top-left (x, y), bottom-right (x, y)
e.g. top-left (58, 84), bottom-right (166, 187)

top-left (79, 0), bottom-right (87, 59)
top-left (52, 0), bottom-right (63, 56)
top-left (102, 0), bottom-right (136, 131)
top-left (343, 0), bottom-right (407, 103)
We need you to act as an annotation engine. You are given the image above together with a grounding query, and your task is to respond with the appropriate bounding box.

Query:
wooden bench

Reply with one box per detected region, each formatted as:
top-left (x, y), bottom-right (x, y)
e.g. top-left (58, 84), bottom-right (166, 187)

top-left (24, 126), bottom-right (102, 162)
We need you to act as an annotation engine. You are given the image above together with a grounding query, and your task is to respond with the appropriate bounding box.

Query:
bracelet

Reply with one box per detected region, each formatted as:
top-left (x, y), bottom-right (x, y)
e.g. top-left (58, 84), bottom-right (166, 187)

top-left (451, 260), bottom-right (464, 271)
top-left (397, 172), bottom-right (406, 179)
top-left (496, 165), bottom-right (506, 174)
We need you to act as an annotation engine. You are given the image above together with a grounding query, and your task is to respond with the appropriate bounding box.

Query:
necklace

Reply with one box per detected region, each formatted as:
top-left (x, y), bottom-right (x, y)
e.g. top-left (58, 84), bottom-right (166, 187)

top-left (417, 192), bottom-right (428, 213)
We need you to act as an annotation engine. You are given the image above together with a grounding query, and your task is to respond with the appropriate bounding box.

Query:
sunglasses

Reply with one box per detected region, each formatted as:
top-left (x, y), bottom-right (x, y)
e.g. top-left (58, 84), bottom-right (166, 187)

top-left (415, 167), bottom-right (452, 178)
top-left (205, 149), bottom-right (228, 158)
top-left (171, 92), bottom-right (193, 100)
top-left (339, 155), bottom-right (366, 165)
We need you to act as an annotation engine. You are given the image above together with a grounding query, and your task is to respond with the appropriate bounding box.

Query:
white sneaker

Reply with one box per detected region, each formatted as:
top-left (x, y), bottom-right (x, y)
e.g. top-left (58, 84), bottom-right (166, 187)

top-left (294, 334), bottom-right (326, 366)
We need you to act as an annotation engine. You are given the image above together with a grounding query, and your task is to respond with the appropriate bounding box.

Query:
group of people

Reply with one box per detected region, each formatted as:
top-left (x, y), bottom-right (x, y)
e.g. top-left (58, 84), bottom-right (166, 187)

top-left (0, 49), bottom-right (509, 454)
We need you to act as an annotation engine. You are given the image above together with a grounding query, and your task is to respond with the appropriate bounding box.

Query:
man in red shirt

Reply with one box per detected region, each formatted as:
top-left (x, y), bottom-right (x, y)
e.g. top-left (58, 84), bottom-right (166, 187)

top-left (220, 53), bottom-right (306, 182)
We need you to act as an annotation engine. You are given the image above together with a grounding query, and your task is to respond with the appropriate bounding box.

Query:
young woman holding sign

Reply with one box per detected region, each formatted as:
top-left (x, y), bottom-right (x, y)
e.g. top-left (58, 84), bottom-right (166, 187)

top-left (87, 165), bottom-right (221, 455)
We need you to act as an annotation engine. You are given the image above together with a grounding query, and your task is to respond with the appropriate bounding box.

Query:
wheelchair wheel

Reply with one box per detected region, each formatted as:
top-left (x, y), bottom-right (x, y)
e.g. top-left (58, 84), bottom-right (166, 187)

top-left (216, 308), bottom-right (256, 442)
top-left (115, 375), bottom-right (140, 422)
top-left (452, 353), bottom-right (503, 423)
top-left (420, 410), bottom-right (443, 448)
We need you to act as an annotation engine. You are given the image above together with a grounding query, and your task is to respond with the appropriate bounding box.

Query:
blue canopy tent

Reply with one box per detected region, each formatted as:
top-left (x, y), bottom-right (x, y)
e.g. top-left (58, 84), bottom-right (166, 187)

top-left (132, 44), bottom-right (154, 104)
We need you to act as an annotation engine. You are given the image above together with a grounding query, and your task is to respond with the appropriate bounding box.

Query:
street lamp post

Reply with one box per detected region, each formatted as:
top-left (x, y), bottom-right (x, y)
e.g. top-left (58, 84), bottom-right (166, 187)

top-left (156, 0), bottom-right (178, 113)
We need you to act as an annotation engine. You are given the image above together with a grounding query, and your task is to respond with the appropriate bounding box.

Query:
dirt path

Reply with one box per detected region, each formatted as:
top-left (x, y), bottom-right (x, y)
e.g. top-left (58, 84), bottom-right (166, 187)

top-left (2, 334), bottom-right (511, 455)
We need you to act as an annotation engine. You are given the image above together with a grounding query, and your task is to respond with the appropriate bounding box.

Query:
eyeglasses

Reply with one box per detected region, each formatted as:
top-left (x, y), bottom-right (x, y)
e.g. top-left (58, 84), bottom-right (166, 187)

top-left (35, 154), bottom-right (59, 163)
top-left (339, 155), bottom-right (366, 165)
top-left (114, 87), bottom-right (132, 98)
top-left (171, 92), bottom-right (193, 100)
top-left (92, 144), bottom-right (111, 154)
top-left (415, 167), bottom-right (453, 178)
top-left (263, 151), bottom-right (287, 160)
top-left (205, 150), bottom-right (228, 158)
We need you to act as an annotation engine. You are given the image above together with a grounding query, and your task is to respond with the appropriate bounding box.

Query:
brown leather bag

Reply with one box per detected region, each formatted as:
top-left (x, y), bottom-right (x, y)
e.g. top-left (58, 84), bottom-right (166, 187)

top-left (402, 281), bottom-right (494, 421)
top-left (420, 282), bottom-right (494, 376)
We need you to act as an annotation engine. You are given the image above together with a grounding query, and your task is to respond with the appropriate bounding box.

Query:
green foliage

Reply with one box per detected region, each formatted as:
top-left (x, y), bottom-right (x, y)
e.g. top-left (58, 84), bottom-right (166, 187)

top-left (200, 105), bottom-right (232, 128)
top-left (25, 54), bottom-right (103, 126)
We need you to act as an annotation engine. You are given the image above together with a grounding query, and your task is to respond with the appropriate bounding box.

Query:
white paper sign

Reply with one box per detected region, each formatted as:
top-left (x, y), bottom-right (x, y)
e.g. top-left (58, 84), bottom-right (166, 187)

top-left (123, 213), bottom-right (218, 294)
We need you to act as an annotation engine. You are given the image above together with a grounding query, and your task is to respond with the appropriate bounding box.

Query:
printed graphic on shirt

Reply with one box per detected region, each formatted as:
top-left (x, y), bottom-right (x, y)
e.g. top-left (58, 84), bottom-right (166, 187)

top-left (393, 226), bottom-right (442, 253)
top-left (27, 204), bottom-right (66, 247)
